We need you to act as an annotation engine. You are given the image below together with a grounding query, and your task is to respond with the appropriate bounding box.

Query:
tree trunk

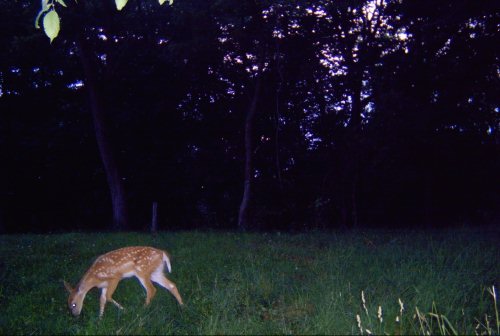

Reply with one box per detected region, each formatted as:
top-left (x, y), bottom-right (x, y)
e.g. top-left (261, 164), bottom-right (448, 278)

top-left (151, 201), bottom-right (158, 234)
top-left (349, 76), bottom-right (362, 229)
top-left (423, 159), bottom-right (434, 228)
top-left (274, 93), bottom-right (283, 189)
top-left (351, 172), bottom-right (359, 228)
top-left (340, 191), bottom-right (349, 229)
top-left (0, 208), bottom-right (3, 234)
top-left (78, 39), bottom-right (129, 231)
top-left (237, 78), bottom-right (262, 231)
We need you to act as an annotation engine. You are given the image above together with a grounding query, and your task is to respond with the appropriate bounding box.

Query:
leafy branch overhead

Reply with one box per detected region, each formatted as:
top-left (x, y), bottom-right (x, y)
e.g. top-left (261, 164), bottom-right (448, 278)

top-left (35, 0), bottom-right (174, 42)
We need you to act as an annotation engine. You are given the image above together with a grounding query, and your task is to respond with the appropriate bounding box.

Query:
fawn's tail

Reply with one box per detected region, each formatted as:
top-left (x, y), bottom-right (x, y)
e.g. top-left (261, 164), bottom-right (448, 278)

top-left (162, 251), bottom-right (172, 273)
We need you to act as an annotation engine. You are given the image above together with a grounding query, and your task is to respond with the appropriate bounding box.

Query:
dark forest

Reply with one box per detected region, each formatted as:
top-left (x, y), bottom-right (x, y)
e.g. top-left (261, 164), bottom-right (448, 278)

top-left (1, 0), bottom-right (498, 233)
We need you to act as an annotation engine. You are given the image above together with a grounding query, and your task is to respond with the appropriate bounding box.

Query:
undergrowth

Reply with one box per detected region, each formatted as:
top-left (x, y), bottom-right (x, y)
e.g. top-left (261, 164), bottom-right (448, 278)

top-left (0, 229), bottom-right (498, 334)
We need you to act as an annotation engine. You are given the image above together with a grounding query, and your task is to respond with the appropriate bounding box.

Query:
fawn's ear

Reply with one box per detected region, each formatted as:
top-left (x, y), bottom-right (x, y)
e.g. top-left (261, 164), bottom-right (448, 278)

top-left (63, 280), bottom-right (73, 293)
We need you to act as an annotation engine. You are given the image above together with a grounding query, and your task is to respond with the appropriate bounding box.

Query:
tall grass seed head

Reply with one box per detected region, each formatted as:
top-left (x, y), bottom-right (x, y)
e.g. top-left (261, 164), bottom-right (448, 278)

top-left (378, 305), bottom-right (383, 323)
top-left (362, 291), bottom-right (368, 315)
top-left (489, 285), bottom-right (496, 301)
top-left (356, 314), bottom-right (363, 334)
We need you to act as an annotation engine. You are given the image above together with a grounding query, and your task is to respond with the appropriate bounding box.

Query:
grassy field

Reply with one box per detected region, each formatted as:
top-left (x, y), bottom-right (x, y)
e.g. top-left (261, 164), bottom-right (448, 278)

top-left (0, 229), bottom-right (498, 335)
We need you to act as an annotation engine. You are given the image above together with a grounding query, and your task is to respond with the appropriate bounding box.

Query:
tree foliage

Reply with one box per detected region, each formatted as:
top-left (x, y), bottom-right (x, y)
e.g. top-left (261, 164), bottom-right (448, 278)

top-left (0, 0), bottom-right (498, 232)
top-left (35, 0), bottom-right (174, 41)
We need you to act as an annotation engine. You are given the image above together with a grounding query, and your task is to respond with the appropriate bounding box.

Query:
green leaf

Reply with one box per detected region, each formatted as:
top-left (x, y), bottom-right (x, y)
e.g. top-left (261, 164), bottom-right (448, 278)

top-left (56, 0), bottom-right (67, 7)
top-left (41, 0), bottom-right (49, 11)
top-left (35, 9), bottom-right (46, 29)
top-left (43, 10), bottom-right (60, 43)
top-left (115, 0), bottom-right (128, 11)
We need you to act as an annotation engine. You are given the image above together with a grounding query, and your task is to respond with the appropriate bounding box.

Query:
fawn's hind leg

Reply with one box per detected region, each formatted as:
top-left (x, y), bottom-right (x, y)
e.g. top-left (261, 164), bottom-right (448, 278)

top-left (151, 270), bottom-right (183, 305)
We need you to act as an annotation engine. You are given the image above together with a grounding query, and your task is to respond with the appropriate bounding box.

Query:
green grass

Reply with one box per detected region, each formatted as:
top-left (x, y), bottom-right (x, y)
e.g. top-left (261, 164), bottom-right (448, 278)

top-left (0, 229), bottom-right (498, 335)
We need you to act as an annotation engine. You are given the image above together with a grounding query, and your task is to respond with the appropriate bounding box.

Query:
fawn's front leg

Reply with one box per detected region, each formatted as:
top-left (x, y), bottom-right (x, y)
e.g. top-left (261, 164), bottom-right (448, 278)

top-left (99, 288), bottom-right (108, 318)
top-left (99, 280), bottom-right (123, 318)
top-left (106, 279), bottom-right (124, 310)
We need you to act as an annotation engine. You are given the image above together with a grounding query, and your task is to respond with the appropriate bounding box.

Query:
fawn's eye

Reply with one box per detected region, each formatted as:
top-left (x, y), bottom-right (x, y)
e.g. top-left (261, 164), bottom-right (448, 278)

top-left (71, 303), bottom-right (77, 308)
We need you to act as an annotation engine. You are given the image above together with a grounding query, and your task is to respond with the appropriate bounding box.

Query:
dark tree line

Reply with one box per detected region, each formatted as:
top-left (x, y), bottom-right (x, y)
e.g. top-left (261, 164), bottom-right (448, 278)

top-left (0, 0), bottom-right (498, 233)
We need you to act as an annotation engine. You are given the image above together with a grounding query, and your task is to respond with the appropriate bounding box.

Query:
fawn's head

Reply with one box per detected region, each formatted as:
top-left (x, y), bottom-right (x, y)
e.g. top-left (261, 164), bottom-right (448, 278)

top-left (64, 281), bottom-right (84, 316)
